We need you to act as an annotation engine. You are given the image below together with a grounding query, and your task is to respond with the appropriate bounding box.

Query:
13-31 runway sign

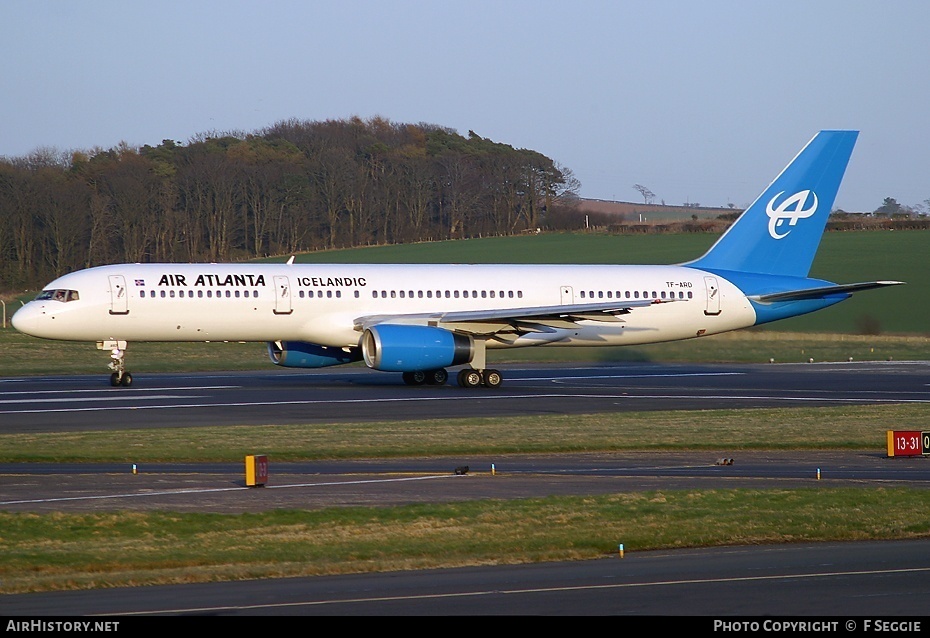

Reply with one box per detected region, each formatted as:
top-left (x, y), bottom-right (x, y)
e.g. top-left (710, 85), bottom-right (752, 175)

top-left (886, 431), bottom-right (930, 457)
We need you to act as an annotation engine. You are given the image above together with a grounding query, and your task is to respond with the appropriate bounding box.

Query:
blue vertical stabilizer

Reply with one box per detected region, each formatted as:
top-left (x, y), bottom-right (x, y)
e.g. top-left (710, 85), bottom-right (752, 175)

top-left (686, 130), bottom-right (858, 277)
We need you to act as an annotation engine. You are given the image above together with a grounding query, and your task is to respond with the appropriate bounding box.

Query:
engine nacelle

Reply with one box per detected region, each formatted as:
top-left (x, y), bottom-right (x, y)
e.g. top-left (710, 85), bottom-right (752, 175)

top-left (362, 324), bottom-right (474, 372)
top-left (267, 341), bottom-right (361, 368)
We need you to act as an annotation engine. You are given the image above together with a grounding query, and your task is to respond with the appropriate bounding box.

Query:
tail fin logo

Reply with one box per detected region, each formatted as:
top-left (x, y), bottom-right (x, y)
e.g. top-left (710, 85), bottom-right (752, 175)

top-left (766, 190), bottom-right (818, 239)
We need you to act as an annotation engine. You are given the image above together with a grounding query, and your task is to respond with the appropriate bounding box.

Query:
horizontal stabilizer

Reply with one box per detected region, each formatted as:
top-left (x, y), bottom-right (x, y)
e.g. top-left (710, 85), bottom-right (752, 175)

top-left (748, 280), bottom-right (904, 303)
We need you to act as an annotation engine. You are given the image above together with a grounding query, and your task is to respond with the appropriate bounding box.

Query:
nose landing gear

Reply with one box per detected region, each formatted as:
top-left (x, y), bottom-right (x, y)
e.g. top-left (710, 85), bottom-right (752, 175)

top-left (98, 340), bottom-right (132, 387)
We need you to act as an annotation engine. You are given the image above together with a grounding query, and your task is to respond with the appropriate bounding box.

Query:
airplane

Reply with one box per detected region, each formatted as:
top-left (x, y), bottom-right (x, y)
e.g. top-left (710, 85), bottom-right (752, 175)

top-left (12, 130), bottom-right (903, 388)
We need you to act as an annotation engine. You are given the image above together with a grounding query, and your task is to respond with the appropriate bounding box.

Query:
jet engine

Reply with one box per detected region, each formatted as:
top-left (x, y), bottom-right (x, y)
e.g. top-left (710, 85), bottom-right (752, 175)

top-left (362, 324), bottom-right (474, 371)
top-left (267, 341), bottom-right (362, 368)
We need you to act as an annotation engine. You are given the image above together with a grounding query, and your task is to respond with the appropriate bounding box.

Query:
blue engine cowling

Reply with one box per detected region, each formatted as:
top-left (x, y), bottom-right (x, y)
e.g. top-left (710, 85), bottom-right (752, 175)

top-left (268, 341), bottom-right (362, 368)
top-left (362, 325), bottom-right (474, 372)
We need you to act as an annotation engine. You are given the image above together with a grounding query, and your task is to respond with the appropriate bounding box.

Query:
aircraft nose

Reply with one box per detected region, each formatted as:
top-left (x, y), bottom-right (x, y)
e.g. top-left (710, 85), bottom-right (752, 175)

top-left (11, 302), bottom-right (43, 336)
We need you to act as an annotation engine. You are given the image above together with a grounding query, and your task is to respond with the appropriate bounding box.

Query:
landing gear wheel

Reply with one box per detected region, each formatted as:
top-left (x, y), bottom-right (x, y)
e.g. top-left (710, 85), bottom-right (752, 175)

top-left (482, 369), bottom-right (503, 388)
top-left (403, 371), bottom-right (427, 385)
top-left (458, 368), bottom-right (483, 388)
top-left (426, 368), bottom-right (448, 385)
top-left (110, 371), bottom-right (133, 387)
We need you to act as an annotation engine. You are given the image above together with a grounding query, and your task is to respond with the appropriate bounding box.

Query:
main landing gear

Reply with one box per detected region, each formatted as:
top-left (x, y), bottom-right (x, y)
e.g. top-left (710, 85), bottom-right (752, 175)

top-left (400, 337), bottom-right (502, 388)
top-left (400, 367), bottom-right (503, 388)
top-left (98, 340), bottom-right (133, 387)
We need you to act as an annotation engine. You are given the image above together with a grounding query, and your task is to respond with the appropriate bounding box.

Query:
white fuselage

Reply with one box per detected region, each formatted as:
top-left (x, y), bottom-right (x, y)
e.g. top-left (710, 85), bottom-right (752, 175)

top-left (12, 262), bottom-right (756, 349)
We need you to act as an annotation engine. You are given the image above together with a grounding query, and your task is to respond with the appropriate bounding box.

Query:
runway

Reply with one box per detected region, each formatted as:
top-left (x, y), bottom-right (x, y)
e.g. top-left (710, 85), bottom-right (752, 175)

top-left (2, 360), bottom-right (929, 616)
top-left (2, 359), bottom-right (929, 432)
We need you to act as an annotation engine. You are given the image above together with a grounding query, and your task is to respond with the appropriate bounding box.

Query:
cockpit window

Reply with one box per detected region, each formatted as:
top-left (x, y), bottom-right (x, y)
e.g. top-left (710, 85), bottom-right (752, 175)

top-left (36, 289), bottom-right (80, 302)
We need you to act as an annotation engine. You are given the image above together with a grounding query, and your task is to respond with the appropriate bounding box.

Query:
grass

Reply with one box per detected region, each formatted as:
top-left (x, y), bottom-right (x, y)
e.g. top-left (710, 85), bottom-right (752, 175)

top-left (2, 404), bottom-right (929, 463)
top-left (3, 489), bottom-right (930, 594)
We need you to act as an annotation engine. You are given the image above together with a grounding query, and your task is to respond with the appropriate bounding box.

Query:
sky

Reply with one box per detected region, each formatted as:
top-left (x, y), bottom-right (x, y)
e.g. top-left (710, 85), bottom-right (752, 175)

top-left (2, 0), bottom-right (928, 213)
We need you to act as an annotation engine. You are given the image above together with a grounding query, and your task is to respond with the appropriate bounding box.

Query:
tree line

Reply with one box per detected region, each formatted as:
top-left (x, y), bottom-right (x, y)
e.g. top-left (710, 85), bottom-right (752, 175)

top-left (0, 117), bottom-right (579, 290)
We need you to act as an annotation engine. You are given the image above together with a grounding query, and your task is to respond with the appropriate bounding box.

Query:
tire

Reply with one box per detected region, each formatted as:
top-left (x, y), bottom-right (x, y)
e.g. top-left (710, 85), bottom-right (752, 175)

top-left (482, 369), bottom-right (503, 388)
top-left (120, 372), bottom-right (133, 387)
top-left (403, 371), bottom-right (427, 385)
top-left (110, 373), bottom-right (121, 387)
top-left (458, 369), bottom-right (482, 388)
top-left (427, 368), bottom-right (448, 385)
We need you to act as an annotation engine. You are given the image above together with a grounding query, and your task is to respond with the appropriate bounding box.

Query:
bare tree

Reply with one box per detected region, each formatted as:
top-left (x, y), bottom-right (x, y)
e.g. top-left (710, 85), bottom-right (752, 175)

top-left (633, 184), bottom-right (655, 204)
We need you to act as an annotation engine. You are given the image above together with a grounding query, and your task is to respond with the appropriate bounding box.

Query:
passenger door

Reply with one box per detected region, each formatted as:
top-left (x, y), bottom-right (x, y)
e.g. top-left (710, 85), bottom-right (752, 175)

top-left (108, 275), bottom-right (129, 315)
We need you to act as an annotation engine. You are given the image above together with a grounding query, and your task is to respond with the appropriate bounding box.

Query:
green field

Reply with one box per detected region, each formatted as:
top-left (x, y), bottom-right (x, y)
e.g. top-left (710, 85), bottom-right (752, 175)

top-left (5, 228), bottom-right (926, 336)
top-left (285, 229), bottom-right (928, 335)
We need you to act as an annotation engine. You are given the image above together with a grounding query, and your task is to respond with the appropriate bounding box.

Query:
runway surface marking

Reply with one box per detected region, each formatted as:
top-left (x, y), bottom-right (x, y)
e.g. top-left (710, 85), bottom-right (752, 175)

top-left (0, 395), bottom-right (208, 405)
top-left (1, 392), bottom-right (928, 415)
top-left (521, 372), bottom-right (745, 381)
top-left (0, 385), bottom-right (238, 396)
top-left (108, 566), bottom-right (930, 615)
top-left (0, 393), bottom-right (930, 414)
top-left (0, 474), bottom-right (455, 507)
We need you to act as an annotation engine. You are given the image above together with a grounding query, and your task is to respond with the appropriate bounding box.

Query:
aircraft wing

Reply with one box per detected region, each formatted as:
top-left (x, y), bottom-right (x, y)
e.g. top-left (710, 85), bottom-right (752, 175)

top-left (354, 298), bottom-right (675, 334)
top-left (748, 280), bottom-right (904, 303)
